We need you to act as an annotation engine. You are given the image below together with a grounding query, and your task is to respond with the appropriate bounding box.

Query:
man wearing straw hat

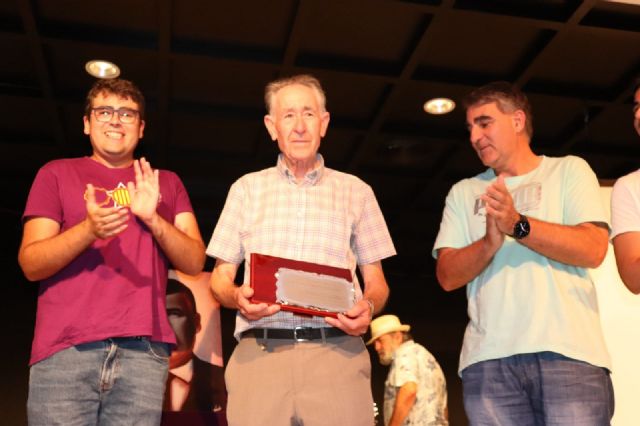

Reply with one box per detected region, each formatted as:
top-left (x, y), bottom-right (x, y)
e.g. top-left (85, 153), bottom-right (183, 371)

top-left (368, 315), bottom-right (448, 426)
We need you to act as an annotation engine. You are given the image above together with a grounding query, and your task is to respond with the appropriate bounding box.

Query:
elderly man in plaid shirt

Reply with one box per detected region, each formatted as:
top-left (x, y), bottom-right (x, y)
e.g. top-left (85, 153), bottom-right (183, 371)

top-left (207, 74), bottom-right (396, 426)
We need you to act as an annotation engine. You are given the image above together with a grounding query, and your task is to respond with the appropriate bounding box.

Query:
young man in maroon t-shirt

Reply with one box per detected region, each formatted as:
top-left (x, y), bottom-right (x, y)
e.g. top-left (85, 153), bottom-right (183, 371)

top-left (19, 78), bottom-right (205, 425)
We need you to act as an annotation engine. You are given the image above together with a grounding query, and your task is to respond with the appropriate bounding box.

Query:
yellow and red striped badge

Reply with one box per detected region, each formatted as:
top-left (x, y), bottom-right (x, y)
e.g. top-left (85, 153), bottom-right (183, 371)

top-left (84, 182), bottom-right (131, 208)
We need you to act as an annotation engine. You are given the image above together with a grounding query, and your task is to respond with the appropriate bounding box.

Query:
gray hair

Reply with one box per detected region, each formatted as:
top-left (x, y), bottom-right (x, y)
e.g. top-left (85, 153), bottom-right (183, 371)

top-left (463, 81), bottom-right (533, 139)
top-left (264, 74), bottom-right (327, 113)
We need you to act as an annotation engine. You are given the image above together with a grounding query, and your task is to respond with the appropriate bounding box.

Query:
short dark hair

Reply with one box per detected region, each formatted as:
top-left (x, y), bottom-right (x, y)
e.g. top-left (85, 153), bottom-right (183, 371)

top-left (166, 278), bottom-right (197, 315)
top-left (84, 78), bottom-right (146, 120)
top-left (463, 81), bottom-right (533, 139)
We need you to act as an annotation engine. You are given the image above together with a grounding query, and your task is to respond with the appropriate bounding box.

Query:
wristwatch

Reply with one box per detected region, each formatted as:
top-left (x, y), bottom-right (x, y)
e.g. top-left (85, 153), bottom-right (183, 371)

top-left (512, 214), bottom-right (530, 240)
top-left (364, 298), bottom-right (374, 318)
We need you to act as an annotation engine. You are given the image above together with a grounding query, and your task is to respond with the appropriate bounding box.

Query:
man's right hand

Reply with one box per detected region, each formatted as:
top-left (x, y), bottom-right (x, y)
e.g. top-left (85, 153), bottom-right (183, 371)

top-left (85, 183), bottom-right (130, 239)
top-left (436, 205), bottom-right (504, 291)
top-left (234, 284), bottom-right (280, 320)
top-left (484, 213), bottom-right (505, 252)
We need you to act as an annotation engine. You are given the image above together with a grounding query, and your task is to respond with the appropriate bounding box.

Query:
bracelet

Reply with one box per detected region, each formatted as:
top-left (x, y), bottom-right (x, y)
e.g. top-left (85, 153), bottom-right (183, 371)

top-left (364, 298), bottom-right (374, 318)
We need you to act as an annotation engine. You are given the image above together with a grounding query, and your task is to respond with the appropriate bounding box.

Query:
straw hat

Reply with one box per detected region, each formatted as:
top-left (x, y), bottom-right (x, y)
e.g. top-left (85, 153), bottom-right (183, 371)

top-left (366, 314), bottom-right (410, 345)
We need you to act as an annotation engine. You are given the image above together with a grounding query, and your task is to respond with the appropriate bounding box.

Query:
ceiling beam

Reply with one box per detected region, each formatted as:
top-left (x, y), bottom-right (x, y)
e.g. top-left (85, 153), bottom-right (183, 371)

top-left (281, 0), bottom-right (309, 72)
top-left (17, 0), bottom-right (67, 154)
top-left (346, 0), bottom-right (458, 172)
top-left (416, 1), bottom-right (603, 191)
top-left (155, 0), bottom-right (173, 168)
top-left (514, 0), bottom-right (599, 88)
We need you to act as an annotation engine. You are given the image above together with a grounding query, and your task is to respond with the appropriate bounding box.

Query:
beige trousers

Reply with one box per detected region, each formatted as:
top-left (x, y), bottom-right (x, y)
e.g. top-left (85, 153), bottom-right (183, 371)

top-left (225, 334), bottom-right (374, 426)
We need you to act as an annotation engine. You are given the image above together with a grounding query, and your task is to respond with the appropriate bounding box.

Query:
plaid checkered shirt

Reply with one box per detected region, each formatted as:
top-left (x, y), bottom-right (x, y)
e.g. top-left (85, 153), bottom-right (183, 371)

top-left (206, 154), bottom-right (396, 338)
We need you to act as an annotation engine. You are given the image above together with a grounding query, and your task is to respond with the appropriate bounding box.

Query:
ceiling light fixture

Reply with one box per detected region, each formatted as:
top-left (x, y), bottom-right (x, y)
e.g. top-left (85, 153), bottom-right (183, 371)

top-left (423, 97), bottom-right (455, 115)
top-left (85, 60), bottom-right (121, 79)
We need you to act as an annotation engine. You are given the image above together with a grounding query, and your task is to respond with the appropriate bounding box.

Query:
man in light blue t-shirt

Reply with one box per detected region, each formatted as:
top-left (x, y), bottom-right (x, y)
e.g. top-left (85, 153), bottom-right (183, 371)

top-left (433, 81), bottom-right (613, 425)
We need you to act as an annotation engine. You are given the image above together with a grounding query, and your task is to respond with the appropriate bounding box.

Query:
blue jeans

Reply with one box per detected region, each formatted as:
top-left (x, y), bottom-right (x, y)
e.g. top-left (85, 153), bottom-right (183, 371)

top-left (28, 337), bottom-right (170, 426)
top-left (462, 352), bottom-right (614, 426)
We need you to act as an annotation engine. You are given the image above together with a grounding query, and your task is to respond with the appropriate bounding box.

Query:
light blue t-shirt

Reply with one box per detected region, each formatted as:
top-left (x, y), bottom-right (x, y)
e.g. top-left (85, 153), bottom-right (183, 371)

top-left (433, 155), bottom-right (611, 374)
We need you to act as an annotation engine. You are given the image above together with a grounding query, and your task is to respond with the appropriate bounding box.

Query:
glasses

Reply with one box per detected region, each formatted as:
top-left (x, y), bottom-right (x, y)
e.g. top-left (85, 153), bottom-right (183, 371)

top-left (91, 106), bottom-right (140, 124)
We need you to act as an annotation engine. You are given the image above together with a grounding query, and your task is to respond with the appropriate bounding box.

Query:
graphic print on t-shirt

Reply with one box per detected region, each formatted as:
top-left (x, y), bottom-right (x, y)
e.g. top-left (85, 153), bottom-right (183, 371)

top-left (84, 182), bottom-right (131, 208)
top-left (473, 182), bottom-right (542, 217)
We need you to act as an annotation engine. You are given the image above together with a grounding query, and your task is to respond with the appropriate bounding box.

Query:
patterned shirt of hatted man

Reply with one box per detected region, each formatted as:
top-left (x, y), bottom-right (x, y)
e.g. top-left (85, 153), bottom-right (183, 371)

top-left (384, 340), bottom-right (448, 426)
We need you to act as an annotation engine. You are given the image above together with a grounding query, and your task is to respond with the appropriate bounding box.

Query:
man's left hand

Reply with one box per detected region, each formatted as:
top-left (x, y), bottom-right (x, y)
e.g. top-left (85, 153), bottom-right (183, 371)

top-left (324, 299), bottom-right (371, 336)
top-left (482, 174), bottom-right (519, 235)
top-left (128, 157), bottom-right (160, 223)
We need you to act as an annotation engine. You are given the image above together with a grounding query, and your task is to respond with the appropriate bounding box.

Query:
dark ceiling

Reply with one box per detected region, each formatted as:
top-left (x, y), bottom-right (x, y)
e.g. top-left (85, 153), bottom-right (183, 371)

top-left (2, 0), bottom-right (640, 290)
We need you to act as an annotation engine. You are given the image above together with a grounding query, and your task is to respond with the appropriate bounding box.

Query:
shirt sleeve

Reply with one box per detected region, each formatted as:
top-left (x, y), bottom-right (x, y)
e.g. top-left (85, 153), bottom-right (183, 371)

top-left (561, 156), bottom-right (609, 228)
top-left (389, 348), bottom-right (419, 387)
top-left (166, 171), bottom-right (194, 215)
top-left (23, 162), bottom-right (63, 224)
top-left (611, 172), bottom-right (640, 238)
top-left (432, 181), bottom-right (469, 259)
top-left (206, 177), bottom-right (246, 264)
top-left (353, 184), bottom-right (396, 265)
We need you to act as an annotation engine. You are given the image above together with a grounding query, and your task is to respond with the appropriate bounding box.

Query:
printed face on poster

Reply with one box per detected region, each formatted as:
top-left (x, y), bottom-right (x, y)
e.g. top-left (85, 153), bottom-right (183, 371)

top-left (162, 271), bottom-right (227, 425)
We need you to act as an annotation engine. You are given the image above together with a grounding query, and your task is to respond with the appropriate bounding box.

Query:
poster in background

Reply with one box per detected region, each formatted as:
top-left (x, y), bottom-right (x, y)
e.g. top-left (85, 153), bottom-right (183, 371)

top-left (162, 271), bottom-right (227, 426)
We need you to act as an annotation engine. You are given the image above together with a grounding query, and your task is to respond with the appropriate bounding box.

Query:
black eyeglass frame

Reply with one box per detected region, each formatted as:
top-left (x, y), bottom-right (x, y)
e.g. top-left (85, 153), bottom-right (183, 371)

top-left (91, 106), bottom-right (141, 124)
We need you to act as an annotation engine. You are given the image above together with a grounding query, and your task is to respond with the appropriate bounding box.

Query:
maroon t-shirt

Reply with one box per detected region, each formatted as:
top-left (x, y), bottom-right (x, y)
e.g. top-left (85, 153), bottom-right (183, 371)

top-left (23, 157), bottom-right (194, 364)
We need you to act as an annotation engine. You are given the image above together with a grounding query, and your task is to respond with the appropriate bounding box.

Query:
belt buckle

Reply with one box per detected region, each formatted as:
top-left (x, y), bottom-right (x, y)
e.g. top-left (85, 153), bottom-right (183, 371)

top-left (293, 326), bottom-right (311, 342)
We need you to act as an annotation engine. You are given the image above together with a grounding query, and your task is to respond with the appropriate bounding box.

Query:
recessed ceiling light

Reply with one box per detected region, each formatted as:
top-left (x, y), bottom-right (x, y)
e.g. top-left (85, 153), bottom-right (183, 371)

top-left (85, 60), bottom-right (121, 79)
top-left (423, 97), bottom-right (455, 115)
